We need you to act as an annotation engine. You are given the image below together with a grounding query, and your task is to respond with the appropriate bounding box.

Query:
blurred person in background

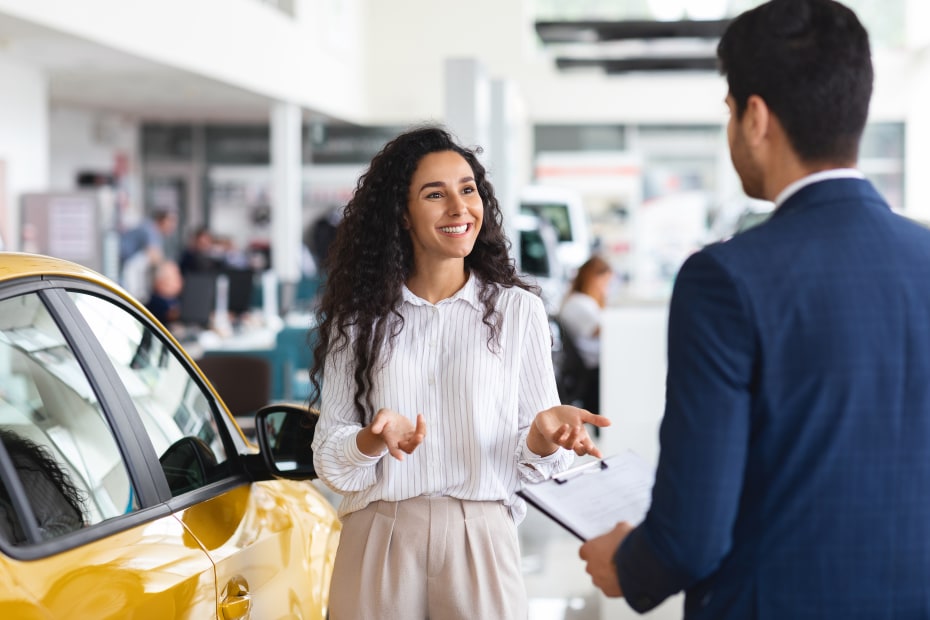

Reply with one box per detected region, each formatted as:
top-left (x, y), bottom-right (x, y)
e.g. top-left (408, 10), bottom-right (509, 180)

top-left (179, 225), bottom-right (221, 275)
top-left (213, 235), bottom-right (249, 269)
top-left (558, 255), bottom-right (613, 417)
top-left (305, 206), bottom-right (343, 274)
top-left (580, 1), bottom-right (930, 617)
top-left (118, 208), bottom-right (178, 300)
top-left (144, 260), bottom-right (183, 326)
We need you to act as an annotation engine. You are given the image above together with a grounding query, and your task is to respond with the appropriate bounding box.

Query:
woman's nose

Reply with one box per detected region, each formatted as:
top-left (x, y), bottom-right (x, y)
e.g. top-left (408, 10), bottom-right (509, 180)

top-left (448, 194), bottom-right (466, 215)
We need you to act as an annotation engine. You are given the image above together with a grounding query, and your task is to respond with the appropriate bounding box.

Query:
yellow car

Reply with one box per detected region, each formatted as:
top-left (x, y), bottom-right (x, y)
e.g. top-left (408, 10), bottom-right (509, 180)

top-left (0, 252), bottom-right (339, 619)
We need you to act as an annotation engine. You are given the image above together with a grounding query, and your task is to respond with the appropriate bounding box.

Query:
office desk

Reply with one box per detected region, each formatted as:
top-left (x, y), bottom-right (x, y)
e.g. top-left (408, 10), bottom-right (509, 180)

top-left (190, 314), bottom-right (316, 402)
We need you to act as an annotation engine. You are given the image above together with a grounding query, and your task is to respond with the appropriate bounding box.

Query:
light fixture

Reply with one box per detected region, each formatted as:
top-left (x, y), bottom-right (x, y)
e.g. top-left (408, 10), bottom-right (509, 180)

top-left (686, 0), bottom-right (730, 20)
top-left (649, 0), bottom-right (730, 21)
top-left (648, 0), bottom-right (687, 21)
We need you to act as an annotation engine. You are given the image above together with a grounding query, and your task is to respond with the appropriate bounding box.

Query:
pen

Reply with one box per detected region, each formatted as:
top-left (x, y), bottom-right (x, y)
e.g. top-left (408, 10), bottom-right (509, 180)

top-left (553, 458), bottom-right (608, 484)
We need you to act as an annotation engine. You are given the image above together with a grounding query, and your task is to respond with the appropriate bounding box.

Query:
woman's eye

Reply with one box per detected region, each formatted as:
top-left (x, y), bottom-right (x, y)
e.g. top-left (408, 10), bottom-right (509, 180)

top-left (426, 191), bottom-right (442, 199)
top-left (462, 186), bottom-right (476, 194)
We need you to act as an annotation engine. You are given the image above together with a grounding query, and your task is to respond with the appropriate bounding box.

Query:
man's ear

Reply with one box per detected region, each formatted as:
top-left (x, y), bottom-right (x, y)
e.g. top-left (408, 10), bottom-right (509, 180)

top-left (743, 94), bottom-right (771, 147)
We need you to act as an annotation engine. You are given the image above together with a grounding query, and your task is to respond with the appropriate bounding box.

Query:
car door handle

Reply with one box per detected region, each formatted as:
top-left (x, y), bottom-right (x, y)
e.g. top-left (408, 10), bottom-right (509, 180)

top-left (221, 575), bottom-right (252, 620)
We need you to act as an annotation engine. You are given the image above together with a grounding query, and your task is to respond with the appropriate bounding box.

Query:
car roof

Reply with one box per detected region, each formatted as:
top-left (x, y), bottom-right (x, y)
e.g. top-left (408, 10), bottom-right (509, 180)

top-left (0, 252), bottom-right (123, 292)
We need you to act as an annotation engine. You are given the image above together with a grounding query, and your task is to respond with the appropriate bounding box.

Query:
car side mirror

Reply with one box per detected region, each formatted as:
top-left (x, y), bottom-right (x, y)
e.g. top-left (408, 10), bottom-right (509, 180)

top-left (253, 404), bottom-right (319, 479)
top-left (160, 436), bottom-right (218, 495)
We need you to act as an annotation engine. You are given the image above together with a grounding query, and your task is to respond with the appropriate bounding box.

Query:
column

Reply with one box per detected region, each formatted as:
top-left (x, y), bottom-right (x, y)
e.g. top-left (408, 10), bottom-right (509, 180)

top-left (270, 100), bottom-right (303, 315)
top-left (489, 78), bottom-right (530, 231)
top-left (444, 58), bottom-right (491, 155)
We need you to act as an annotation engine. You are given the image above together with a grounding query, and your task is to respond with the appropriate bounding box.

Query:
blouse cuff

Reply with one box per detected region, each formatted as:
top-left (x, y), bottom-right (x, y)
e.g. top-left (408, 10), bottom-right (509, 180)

top-left (519, 444), bottom-right (572, 483)
top-left (342, 431), bottom-right (388, 466)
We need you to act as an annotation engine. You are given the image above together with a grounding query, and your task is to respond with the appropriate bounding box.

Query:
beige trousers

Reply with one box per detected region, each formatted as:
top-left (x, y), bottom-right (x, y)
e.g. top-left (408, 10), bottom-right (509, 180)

top-left (328, 496), bottom-right (528, 620)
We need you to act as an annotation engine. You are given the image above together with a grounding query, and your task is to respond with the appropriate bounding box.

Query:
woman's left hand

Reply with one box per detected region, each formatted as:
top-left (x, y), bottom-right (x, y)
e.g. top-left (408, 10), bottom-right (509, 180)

top-left (528, 405), bottom-right (611, 458)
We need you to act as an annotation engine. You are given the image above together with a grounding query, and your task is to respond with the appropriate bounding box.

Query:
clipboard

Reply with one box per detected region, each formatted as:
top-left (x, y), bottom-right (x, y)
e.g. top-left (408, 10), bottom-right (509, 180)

top-left (517, 450), bottom-right (655, 541)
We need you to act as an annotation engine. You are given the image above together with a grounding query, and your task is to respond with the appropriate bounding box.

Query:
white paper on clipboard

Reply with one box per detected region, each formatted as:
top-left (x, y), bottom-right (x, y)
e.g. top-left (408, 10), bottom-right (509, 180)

top-left (518, 450), bottom-right (655, 541)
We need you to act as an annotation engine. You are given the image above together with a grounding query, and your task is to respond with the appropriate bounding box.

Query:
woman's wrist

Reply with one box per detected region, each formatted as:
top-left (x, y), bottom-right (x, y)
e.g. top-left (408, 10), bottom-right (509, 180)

top-left (527, 415), bottom-right (559, 457)
top-left (356, 425), bottom-right (387, 457)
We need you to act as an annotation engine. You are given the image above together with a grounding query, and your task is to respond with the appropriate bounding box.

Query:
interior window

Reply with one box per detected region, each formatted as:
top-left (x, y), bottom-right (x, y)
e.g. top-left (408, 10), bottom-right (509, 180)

top-left (0, 293), bottom-right (138, 545)
top-left (69, 292), bottom-right (230, 497)
top-left (520, 228), bottom-right (552, 278)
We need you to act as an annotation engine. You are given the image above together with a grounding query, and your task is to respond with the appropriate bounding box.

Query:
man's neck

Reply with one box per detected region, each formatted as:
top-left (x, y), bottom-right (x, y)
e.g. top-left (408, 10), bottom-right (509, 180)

top-left (773, 167), bottom-right (865, 207)
top-left (764, 158), bottom-right (857, 203)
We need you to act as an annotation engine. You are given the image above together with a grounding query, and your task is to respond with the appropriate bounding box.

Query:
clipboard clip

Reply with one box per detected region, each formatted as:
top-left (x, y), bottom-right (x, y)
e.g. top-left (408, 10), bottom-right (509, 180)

top-left (552, 459), bottom-right (608, 484)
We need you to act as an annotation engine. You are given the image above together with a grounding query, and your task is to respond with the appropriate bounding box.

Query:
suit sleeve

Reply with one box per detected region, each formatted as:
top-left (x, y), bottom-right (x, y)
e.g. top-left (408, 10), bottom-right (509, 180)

top-left (616, 249), bottom-right (755, 612)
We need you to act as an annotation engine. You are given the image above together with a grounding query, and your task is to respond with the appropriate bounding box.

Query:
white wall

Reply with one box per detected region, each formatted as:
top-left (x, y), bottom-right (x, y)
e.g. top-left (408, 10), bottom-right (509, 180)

top-left (48, 105), bottom-right (139, 193)
top-left (0, 52), bottom-right (48, 251)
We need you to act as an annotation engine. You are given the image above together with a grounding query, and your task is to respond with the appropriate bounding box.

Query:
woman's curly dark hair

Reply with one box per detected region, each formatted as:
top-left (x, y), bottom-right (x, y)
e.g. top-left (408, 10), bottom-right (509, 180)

top-left (0, 428), bottom-right (86, 532)
top-left (309, 125), bottom-right (538, 423)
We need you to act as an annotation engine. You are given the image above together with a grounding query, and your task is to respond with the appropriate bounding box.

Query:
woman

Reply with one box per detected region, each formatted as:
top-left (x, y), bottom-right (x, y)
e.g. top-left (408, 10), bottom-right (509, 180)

top-left (558, 255), bottom-right (613, 415)
top-left (309, 126), bottom-right (608, 619)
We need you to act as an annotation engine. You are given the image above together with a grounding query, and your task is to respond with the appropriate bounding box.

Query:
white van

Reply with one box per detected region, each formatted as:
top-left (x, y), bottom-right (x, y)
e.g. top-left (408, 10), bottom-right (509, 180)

top-left (519, 185), bottom-right (591, 273)
top-left (512, 212), bottom-right (567, 315)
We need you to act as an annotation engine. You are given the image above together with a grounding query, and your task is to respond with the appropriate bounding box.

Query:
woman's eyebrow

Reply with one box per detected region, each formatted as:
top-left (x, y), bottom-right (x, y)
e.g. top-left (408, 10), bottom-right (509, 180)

top-left (417, 176), bottom-right (475, 193)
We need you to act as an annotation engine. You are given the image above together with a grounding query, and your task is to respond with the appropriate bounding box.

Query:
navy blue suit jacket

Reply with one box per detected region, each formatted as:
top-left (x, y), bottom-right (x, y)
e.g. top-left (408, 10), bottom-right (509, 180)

top-left (616, 178), bottom-right (930, 618)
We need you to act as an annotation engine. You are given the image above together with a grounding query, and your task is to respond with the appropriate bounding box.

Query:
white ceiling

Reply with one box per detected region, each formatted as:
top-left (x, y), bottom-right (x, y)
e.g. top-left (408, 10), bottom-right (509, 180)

top-left (0, 11), bottom-right (291, 122)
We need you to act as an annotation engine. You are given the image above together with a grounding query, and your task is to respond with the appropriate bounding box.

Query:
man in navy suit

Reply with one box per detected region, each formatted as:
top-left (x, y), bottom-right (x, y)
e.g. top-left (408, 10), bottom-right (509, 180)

top-left (580, 0), bottom-right (930, 617)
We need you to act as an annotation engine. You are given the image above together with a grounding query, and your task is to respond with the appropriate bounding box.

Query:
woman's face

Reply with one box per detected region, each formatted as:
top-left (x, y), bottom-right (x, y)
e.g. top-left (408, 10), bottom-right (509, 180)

top-left (404, 150), bottom-right (484, 267)
top-left (594, 270), bottom-right (613, 296)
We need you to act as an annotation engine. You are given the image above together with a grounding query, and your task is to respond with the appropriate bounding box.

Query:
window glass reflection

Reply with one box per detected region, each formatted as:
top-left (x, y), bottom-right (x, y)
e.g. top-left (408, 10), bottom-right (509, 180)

top-left (0, 293), bottom-right (137, 544)
top-left (70, 293), bottom-right (229, 496)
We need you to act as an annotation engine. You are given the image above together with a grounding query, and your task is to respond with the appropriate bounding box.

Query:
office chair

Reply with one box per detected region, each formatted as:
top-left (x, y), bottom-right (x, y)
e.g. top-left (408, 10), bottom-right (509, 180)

top-left (550, 318), bottom-right (589, 407)
top-left (197, 354), bottom-right (272, 439)
top-left (550, 317), bottom-right (601, 436)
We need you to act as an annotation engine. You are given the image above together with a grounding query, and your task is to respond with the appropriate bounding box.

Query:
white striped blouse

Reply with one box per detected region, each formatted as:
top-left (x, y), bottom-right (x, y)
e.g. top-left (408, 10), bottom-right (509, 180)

top-left (312, 274), bottom-right (573, 524)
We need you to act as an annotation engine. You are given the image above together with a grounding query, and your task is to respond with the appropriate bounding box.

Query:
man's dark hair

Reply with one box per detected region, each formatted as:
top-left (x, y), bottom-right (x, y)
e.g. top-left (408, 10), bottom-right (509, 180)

top-left (717, 0), bottom-right (873, 164)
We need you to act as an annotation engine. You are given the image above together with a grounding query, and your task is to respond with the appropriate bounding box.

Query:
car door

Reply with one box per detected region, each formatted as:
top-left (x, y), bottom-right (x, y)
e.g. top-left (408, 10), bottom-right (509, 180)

top-left (0, 285), bottom-right (217, 619)
top-left (67, 287), bottom-right (337, 620)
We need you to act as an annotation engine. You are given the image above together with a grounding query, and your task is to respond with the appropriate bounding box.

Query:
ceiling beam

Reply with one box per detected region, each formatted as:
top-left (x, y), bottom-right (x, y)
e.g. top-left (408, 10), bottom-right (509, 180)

top-left (536, 19), bottom-right (730, 44)
top-left (555, 56), bottom-right (719, 73)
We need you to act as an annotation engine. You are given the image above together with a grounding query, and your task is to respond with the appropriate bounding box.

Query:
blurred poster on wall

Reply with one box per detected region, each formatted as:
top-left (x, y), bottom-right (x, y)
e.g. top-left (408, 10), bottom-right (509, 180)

top-left (20, 192), bottom-right (102, 270)
top-left (49, 196), bottom-right (96, 259)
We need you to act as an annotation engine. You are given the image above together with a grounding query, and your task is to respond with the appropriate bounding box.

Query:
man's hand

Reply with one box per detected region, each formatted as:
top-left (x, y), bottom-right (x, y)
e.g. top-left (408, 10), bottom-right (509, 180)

top-left (358, 409), bottom-right (426, 460)
top-left (579, 521), bottom-right (635, 597)
top-left (528, 404), bottom-right (611, 457)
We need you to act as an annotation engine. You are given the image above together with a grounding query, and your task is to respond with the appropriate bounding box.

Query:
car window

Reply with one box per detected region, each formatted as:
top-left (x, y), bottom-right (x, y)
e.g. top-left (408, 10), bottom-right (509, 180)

top-left (522, 203), bottom-right (574, 243)
top-left (0, 293), bottom-right (139, 545)
top-left (69, 292), bottom-right (230, 497)
top-left (520, 228), bottom-right (552, 277)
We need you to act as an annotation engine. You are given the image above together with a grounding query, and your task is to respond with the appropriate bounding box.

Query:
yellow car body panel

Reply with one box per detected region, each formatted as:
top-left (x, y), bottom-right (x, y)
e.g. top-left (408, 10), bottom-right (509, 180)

top-left (0, 512), bottom-right (216, 619)
top-left (178, 482), bottom-right (340, 620)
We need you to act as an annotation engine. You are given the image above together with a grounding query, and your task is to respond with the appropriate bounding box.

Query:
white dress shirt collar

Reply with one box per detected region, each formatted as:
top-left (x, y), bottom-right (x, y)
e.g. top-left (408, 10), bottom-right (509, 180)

top-left (401, 271), bottom-right (482, 311)
top-left (774, 168), bottom-right (865, 208)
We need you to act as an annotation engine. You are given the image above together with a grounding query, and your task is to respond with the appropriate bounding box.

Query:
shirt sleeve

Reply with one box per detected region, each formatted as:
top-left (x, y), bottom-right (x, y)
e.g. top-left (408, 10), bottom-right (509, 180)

top-left (560, 293), bottom-right (601, 338)
top-left (311, 333), bottom-right (387, 493)
top-left (515, 294), bottom-right (574, 482)
top-left (143, 221), bottom-right (161, 250)
top-left (615, 249), bottom-right (754, 612)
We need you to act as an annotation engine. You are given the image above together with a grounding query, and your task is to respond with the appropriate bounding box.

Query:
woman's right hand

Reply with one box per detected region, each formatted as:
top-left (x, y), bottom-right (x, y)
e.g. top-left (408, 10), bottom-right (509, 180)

top-left (357, 409), bottom-right (427, 460)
